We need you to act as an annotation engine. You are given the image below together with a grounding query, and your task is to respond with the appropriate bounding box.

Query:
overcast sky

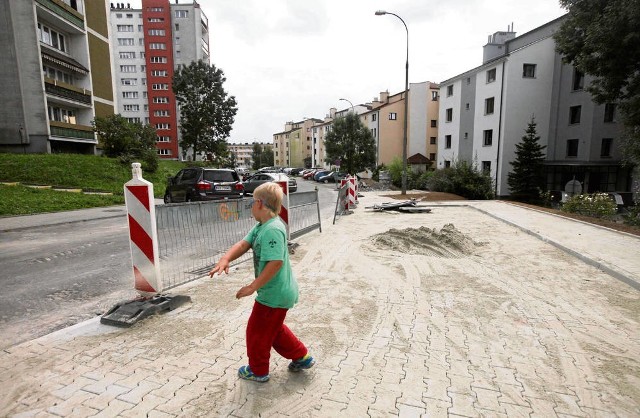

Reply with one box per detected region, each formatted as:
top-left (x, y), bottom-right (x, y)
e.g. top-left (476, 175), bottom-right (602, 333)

top-left (128, 0), bottom-right (567, 143)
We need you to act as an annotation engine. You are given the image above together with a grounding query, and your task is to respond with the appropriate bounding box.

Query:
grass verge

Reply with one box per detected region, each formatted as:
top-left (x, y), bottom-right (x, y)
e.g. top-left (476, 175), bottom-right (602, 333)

top-left (0, 153), bottom-right (192, 216)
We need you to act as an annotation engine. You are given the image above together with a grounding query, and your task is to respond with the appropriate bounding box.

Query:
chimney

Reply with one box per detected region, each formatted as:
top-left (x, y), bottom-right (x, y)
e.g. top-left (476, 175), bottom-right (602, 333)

top-left (380, 91), bottom-right (389, 103)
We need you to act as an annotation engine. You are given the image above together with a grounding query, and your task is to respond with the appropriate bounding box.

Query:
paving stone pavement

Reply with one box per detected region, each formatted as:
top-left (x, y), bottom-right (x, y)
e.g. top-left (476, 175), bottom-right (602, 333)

top-left (0, 196), bottom-right (639, 417)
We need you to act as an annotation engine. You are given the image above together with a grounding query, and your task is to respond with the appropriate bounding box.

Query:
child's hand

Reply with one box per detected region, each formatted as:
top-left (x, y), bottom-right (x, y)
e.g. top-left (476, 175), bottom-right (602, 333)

top-left (236, 284), bottom-right (255, 299)
top-left (209, 259), bottom-right (229, 277)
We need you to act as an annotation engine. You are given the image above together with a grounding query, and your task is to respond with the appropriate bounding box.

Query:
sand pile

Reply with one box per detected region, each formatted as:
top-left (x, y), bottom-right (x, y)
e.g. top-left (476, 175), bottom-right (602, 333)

top-left (366, 223), bottom-right (480, 258)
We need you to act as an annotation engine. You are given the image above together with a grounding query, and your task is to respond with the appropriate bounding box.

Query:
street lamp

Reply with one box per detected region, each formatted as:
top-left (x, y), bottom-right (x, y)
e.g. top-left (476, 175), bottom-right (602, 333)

top-left (339, 98), bottom-right (355, 114)
top-left (375, 10), bottom-right (409, 195)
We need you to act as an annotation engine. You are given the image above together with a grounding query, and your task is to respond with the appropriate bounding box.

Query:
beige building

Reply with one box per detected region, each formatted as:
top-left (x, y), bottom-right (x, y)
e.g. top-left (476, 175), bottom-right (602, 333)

top-left (1, 0), bottom-right (115, 154)
top-left (228, 141), bottom-right (268, 169)
top-left (273, 83), bottom-right (440, 171)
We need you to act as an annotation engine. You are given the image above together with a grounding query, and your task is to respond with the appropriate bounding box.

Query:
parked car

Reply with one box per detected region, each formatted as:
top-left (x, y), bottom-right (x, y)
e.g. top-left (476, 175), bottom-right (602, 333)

top-left (290, 167), bottom-right (305, 176)
top-left (313, 170), bottom-right (332, 181)
top-left (317, 171), bottom-right (347, 183)
top-left (164, 167), bottom-right (244, 203)
top-left (302, 169), bottom-right (321, 180)
top-left (242, 172), bottom-right (297, 194)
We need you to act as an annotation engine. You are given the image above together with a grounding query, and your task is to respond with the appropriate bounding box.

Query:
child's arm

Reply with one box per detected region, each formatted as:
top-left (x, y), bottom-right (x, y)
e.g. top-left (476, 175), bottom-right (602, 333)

top-left (208, 240), bottom-right (251, 277)
top-left (236, 260), bottom-right (283, 299)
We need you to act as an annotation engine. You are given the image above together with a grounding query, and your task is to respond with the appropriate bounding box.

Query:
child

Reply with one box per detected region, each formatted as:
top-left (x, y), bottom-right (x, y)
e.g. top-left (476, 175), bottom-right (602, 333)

top-left (208, 182), bottom-right (315, 382)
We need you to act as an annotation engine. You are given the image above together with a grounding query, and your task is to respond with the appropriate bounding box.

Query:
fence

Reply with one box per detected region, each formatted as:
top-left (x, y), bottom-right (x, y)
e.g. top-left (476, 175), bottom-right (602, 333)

top-left (155, 190), bottom-right (321, 291)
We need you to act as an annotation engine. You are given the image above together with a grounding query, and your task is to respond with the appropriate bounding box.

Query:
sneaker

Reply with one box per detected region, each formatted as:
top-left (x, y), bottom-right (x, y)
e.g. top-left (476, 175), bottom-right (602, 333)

top-left (288, 354), bottom-right (315, 372)
top-left (238, 365), bottom-right (269, 382)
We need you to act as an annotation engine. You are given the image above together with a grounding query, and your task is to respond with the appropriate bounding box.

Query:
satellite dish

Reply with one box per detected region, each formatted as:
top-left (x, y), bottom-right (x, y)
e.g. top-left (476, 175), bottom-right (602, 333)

top-left (564, 179), bottom-right (582, 195)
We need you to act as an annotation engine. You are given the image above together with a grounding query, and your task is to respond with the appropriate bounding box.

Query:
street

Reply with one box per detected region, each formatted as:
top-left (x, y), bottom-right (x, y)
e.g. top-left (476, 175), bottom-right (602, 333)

top-left (0, 178), bottom-right (338, 349)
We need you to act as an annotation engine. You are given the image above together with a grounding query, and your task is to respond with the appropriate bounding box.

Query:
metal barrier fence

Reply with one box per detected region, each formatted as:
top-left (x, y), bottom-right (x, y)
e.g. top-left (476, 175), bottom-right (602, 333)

top-left (156, 190), bottom-right (321, 291)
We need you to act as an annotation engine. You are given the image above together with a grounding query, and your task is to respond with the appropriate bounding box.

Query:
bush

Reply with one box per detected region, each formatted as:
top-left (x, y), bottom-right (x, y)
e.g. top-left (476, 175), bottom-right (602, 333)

top-left (623, 204), bottom-right (640, 226)
top-left (427, 161), bottom-right (494, 200)
top-left (561, 193), bottom-right (618, 218)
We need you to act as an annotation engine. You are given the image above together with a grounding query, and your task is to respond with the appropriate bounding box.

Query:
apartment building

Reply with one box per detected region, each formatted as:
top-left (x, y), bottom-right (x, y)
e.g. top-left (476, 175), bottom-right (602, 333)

top-left (438, 18), bottom-right (630, 196)
top-left (227, 142), bottom-right (269, 169)
top-left (0, 0), bottom-right (114, 154)
top-left (273, 119), bottom-right (320, 168)
top-left (109, 0), bottom-right (209, 160)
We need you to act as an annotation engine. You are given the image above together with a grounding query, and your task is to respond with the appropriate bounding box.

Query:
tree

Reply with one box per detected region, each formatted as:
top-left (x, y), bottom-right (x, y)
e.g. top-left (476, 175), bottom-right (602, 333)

top-left (507, 117), bottom-right (547, 201)
top-left (251, 143), bottom-right (274, 170)
top-left (93, 114), bottom-right (159, 172)
top-left (324, 113), bottom-right (376, 174)
top-left (172, 60), bottom-right (238, 161)
top-left (554, 0), bottom-right (640, 164)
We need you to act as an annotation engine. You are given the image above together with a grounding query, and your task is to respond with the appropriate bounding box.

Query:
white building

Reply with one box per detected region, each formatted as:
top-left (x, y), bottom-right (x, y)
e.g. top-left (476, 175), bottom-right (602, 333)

top-left (439, 18), bottom-right (630, 197)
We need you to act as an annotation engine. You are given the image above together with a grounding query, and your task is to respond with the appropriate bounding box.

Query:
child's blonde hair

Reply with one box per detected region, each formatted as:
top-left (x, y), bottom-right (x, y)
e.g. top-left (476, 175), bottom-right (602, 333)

top-left (253, 182), bottom-right (283, 215)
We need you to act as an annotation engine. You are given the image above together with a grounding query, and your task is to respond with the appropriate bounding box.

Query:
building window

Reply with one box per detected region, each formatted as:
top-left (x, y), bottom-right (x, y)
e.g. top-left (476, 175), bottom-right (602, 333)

top-left (119, 51), bottom-right (136, 59)
top-left (38, 23), bottom-right (67, 52)
top-left (149, 7), bottom-right (164, 12)
top-left (389, 112), bottom-right (397, 120)
top-left (482, 161), bottom-right (491, 173)
top-left (120, 65), bottom-right (136, 73)
top-left (156, 136), bottom-right (170, 142)
top-left (566, 139), bottom-right (579, 157)
top-left (445, 108), bottom-right (453, 122)
top-left (157, 149), bottom-right (171, 156)
top-left (117, 24), bottom-right (134, 32)
top-left (149, 43), bottom-right (166, 50)
top-left (154, 110), bottom-right (170, 117)
top-left (148, 17), bottom-right (164, 22)
top-left (466, 103), bottom-right (470, 110)
top-left (485, 97), bottom-right (495, 115)
top-left (122, 91), bottom-right (138, 99)
top-left (372, 113), bottom-right (377, 121)
top-left (117, 38), bottom-right (134, 46)
top-left (123, 104), bottom-right (139, 111)
top-left (445, 160), bottom-right (451, 168)
top-left (153, 97), bottom-right (169, 103)
top-left (466, 77), bottom-right (471, 85)
top-left (151, 70), bottom-right (168, 77)
top-left (523, 63), bottom-right (537, 78)
top-left (431, 120), bottom-right (437, 128)
top-left (429, 153), bottom-right (436, 161)
top-left (572, 69), bottom-right (584, 91)
top-left (175, 24), bottom-right (180, 31)
top-left (601, 138), bottom-right (613, 157)
top-left (126, 117), bottom-right (141, 124)
top-left (483, 129), bottom-right (493, 146)
top-left (430, 137), bottom-right (436, 145)
top-left (447, 85), bottom-right (453, 96)
top-left (175, 10), bottom-right (188, 18)
top-left (150, 56), bottom-right (167, 63)
top-left (604, 103), bottom-right (616, 123)
top-left (486, 68), bottom-right (496, 83)
top-left (152, 83), bottom-right (169, 90)
top-left (47, 105), bottom-right (76, 124)
top-left (569, 105), bottom-right (582, 124)
top-left (445, 135), bottom-right (452, 149)
top-left (464, 132), bottom-right (468, 139)
top-left (148, 29), bottom-right (166, 36)
top-left (432, 91), bottom-right (438, 101)
top-left (156, 123), bottom-right (170, 130)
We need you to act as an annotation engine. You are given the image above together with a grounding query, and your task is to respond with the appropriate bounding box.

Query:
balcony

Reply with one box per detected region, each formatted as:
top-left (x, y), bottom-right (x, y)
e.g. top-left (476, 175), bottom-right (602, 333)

top-left (45, 78), bottom-right (92, 105)
top-left (36, 0), bottom-right (84, 29)
top-left (49, 121), bottom-right (95, 141)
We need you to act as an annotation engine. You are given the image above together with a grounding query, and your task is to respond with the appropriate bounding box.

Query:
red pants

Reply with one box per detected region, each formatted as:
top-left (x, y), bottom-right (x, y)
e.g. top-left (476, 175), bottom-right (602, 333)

top-left (246, 301), bottom-right (307, 376)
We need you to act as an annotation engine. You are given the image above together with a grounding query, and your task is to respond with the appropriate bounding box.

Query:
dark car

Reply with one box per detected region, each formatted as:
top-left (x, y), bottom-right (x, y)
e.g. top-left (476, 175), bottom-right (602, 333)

top-left (164, 167), bottom-right (244, 203)
top-left (317, 171), bottom-right (347, 183)
top-left (243, 172), bottom-right (297, 194)
top-left (313, 170), bottom-right (332, 181)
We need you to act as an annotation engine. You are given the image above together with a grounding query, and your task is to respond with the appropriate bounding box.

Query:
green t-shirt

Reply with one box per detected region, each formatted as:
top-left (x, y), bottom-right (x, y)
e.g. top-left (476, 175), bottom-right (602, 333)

top-left (243, 217), bottom-right (298, 309)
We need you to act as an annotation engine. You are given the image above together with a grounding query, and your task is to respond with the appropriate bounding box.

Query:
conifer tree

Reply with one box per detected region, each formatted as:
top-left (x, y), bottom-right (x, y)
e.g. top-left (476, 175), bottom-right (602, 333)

top-left (507, 118), bottom-right (546, 201)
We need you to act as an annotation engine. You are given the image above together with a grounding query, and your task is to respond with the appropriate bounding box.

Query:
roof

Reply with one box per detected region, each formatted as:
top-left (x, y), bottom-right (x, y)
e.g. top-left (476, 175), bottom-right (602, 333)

top-left (40, 46), bottom-right (89, 75)
top-left (407, 153), bottom-right (429, 164)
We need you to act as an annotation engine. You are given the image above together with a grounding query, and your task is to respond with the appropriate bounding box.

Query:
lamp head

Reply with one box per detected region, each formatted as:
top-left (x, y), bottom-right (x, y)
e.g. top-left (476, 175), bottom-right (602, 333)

top-left (375, 10), bottom-right (387, 15)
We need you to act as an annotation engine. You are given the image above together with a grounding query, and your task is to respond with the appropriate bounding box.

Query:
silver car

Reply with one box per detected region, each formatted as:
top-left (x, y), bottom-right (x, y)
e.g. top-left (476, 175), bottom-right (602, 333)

top-left (242, 172), bottom-right (297, 194)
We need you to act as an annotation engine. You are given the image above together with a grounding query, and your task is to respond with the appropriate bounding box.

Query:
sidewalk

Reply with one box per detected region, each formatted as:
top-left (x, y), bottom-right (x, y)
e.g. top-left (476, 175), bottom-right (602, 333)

top-left (1, 195), bottom-right (638, 417)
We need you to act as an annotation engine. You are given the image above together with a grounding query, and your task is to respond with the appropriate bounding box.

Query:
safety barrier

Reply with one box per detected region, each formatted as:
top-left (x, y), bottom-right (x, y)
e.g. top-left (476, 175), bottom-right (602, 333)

top-left (155, 189), bottom-right (321, 291)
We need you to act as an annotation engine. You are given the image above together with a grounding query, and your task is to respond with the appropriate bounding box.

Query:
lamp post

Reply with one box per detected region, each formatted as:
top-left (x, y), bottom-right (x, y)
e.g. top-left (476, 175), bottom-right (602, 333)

top-left (339, 98), bottom-right (355, 114)
top-left (375, 10), bottom-right (408, 195)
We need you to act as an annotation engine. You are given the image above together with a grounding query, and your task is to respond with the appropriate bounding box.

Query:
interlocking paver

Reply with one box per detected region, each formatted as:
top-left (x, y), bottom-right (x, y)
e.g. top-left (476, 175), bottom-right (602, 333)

top-left (1, 199), bottom-right (639, 417)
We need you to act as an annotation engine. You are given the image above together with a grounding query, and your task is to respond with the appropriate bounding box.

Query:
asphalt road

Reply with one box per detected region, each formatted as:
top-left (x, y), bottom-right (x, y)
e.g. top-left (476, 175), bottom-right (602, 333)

top-left (0, 179), bottom-right (338, 349)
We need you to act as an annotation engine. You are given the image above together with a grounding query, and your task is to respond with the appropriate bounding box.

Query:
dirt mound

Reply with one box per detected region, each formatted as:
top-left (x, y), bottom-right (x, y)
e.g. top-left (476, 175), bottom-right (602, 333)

top-left (367, 223), bottom-right (480, 258)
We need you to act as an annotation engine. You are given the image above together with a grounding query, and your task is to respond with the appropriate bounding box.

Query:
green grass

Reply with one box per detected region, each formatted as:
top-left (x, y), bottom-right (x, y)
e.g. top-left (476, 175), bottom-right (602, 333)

top-left (0, 153), bottom-right (193, 216)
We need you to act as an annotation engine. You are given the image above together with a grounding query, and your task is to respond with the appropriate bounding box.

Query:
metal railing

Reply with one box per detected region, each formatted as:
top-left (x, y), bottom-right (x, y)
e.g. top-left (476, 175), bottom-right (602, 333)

top-left (156, 191), bottom-right (321, 291)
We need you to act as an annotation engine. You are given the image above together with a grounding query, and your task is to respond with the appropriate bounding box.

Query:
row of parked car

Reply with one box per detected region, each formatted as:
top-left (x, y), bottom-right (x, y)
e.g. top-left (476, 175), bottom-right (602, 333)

top-left (301, 168), bottom-right (347, 183)
top-left (163, 167), bottom-right (298, 203)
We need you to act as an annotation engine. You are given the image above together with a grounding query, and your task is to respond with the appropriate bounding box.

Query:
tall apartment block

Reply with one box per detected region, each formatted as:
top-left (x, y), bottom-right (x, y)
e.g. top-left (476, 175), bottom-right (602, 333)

top-left (0, 0), bottom-right (114, 154)
top-left (110, 0), bottom-right (209, 159)
top-left (439, 18), bottom-right (631, 197)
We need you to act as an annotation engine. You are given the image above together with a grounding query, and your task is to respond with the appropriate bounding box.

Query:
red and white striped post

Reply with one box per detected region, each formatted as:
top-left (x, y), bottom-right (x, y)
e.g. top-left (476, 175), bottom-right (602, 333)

top-left (347, 175), bottom-right (357, 208)
top-left (124, 163), bottom-right (161, 296)
top-left (275, 175), bottom-right (290, 240)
